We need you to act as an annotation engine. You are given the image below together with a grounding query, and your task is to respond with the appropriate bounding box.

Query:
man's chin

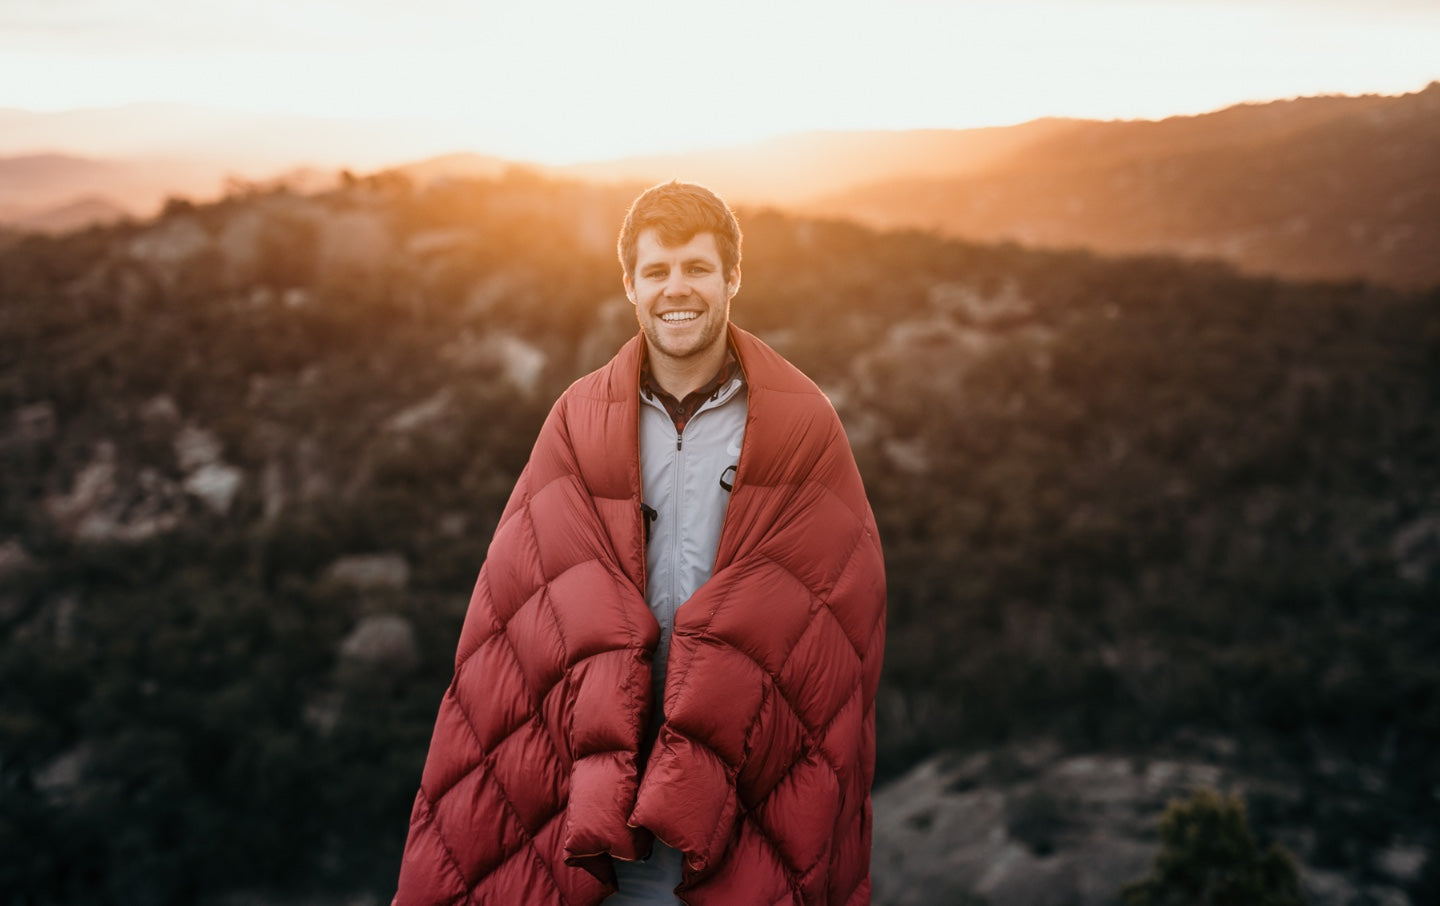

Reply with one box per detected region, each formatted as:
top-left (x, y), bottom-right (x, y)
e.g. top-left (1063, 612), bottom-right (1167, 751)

top-left (646, 333), bottom-right (710, 362)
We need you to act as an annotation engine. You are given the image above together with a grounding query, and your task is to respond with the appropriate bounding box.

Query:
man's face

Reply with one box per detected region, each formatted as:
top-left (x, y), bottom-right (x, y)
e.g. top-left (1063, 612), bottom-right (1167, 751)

top-left (625, 228), bottom-right (739, 370)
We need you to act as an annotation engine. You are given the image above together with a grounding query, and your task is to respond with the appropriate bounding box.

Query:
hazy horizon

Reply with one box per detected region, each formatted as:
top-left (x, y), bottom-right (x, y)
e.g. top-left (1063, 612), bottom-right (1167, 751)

top-left (1, 0), bottom-right (1437, 165)
top-left (0, 80), bottom-right (1433, 175)
top-left (2, 77), bottom-right (1435, 232)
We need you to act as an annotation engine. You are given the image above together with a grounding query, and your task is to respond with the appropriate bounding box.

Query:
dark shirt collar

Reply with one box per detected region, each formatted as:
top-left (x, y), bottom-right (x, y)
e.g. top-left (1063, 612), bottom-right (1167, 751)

top-left (640, 344), bottom-right (743, 434)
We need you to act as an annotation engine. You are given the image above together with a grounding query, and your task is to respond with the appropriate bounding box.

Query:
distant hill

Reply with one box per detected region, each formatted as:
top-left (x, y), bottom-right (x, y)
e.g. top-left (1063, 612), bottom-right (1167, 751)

top-left (0, 153), bottom-right (138, 211)
top-left (0, 103), bottom-right (460, 171)
top-left (0, 152), bottom-right (238, 222)
top-left (803, 83), bottom-right (1440, 288)
top-left (0, 105), bottom-right (491, 225)
top-left (3, 85), bottom-right (1437, 287)
top-left (391, 151), bottom-right (525, 185)
top-left (9, 195), bottom-right (132, 233)
top-left (555, 118), bottom-right (1080, 205)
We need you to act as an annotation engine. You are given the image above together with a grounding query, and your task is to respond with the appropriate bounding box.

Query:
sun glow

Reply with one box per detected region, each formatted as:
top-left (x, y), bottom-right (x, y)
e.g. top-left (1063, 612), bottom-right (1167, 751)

top-left (0, 0), bottom-right (1437, 166)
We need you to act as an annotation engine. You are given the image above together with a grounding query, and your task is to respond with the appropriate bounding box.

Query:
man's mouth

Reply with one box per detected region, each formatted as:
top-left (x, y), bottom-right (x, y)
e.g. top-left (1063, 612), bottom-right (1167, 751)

top-left (661, 311), bottom-right (700, 323)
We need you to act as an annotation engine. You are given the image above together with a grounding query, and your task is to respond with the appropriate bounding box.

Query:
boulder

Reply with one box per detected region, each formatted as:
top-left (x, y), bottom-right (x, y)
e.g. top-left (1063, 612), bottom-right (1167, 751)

top-left (34, 742), bottom-right (93, 803)
top-left (318, 210), bottom-right (392, 279)
top-left (44, 443), bottom-right (185, 542)
top-left (385, 389), bottom-right (454, 433)
top-left (870, 744), bottom-right (1379, 906)
top-left (1391, 514), bottom-right (1440, 583)
top-left (173, 424), bottom-right (224, 471)
top-left (183, 462), bottom-right (244, 515)
top-left (0, 539), bottom-right (36, 622)
top-left (322, 553), bottom-right (410, 591)
top-left (338, 614), bottom-right (419, 676)
top-left (491, 333), bottom-right (548, 397)
top-left (0, 538), bottom-right (34, 578)
top-left (8, 401), bottom-right (57, 445)
top-left (127, 216), bottom-right (212, 266)
top-left (139, 395), bottom-right (181, 430)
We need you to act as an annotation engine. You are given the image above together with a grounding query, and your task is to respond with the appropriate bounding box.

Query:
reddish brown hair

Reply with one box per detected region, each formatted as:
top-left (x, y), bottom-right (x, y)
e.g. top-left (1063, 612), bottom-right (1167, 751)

top-left (617, 180), bottom-right (742, 280)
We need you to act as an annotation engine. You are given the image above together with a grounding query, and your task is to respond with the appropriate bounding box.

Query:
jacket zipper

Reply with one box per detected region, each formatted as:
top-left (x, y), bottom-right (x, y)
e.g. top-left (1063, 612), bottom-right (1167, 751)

top-left (669, 425), bottom-right (684, 620)
top-left (639, 379), bottom-right (742, 616)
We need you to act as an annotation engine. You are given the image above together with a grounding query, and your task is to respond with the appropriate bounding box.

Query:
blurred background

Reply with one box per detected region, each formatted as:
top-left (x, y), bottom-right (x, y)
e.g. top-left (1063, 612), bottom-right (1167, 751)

top-left (1, 2), bottom-right (1438, 904)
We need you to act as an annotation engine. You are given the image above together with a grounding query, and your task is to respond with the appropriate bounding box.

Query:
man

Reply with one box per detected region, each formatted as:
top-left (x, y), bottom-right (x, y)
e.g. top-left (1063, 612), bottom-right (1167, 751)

top-left (393, 181), bottom-right (886, 905)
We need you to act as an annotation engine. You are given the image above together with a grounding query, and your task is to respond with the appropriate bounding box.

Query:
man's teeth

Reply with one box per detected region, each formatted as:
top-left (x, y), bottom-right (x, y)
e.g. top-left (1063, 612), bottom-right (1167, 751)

top-left (662, 312), bottom-right (699, 322)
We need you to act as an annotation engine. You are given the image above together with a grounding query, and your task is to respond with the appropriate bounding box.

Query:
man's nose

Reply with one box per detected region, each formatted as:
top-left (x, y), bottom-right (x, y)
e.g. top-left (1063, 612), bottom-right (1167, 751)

top-left (664, 272), bottom-right (690, 296)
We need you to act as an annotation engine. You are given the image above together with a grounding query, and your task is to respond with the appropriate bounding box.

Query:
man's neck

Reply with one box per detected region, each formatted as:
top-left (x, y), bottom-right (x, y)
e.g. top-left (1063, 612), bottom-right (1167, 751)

top-left (645, 341), bottom-right (729, 400)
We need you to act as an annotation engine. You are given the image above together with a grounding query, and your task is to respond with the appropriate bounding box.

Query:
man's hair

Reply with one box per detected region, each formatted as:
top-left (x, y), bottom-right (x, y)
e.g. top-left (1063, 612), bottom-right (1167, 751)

top-left (617, 180), bottom-right (742, 280)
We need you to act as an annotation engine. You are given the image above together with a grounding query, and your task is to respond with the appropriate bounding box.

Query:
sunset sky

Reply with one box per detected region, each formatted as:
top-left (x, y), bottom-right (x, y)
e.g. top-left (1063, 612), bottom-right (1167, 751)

top-left (1, 0), bottom-right (1437, 165)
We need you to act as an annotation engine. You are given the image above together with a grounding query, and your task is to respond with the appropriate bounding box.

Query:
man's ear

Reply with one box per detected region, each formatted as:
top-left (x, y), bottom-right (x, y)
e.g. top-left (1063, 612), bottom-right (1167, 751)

top-left (727, 266), bottom-right (741, 298)
top-left (623, 273), bottom-right (636, 304)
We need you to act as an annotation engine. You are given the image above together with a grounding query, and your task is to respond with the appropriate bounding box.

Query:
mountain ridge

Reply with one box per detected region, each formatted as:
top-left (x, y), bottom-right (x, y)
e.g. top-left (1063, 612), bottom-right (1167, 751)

top-left (2, 83), bottom-right (1437, 285)
top-left (802, 82), bottom-right (1440, 287)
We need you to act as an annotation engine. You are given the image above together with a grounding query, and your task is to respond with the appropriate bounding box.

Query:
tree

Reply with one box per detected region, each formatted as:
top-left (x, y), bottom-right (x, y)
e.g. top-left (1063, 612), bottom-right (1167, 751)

top-left (1123, 788), bottom-right (1306, 906)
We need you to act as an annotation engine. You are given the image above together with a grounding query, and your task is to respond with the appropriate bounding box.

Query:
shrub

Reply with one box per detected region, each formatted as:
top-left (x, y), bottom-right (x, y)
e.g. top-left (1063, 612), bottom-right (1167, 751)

top-left (1123, 788), bottom-right (1305, 906)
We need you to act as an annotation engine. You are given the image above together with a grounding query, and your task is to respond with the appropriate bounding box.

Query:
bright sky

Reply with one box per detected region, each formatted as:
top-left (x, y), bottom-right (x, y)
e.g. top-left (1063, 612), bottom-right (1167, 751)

top-left (1, 0), bottom-right (1436, 164)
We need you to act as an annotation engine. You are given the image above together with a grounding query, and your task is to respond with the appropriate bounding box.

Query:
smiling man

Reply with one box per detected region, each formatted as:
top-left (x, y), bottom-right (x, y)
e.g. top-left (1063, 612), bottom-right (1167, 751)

top-left (626, 227), bottom-right (735, 386)
top-left (394, 181), bottom-right (887, 905)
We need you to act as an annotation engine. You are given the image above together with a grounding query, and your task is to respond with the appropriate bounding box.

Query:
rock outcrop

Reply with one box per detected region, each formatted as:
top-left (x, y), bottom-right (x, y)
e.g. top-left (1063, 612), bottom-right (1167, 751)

top-left (872, 742), bottom-right (1417, 906)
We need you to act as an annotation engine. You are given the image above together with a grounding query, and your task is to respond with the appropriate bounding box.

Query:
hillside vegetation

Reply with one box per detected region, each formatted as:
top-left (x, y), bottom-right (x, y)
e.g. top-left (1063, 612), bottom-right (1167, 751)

top-left (7, 84), bottom-right (1437, 290)
top-left (805, 83), bottom-right (1440, 289)
top-left (1, 172), bottom-right (1438, 904)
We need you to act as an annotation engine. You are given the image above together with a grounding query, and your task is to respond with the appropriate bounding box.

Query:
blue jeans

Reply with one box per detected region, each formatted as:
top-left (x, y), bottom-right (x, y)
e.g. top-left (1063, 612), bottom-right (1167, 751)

top-left (608, 841), bottom-right (684, 904)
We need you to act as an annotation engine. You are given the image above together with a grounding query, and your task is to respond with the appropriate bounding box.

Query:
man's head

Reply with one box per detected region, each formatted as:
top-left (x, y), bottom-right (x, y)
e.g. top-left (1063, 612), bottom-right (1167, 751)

top-left (619, 182), bottom-right (742, 387)
top-left (617, 180), bottom-right (742, 282)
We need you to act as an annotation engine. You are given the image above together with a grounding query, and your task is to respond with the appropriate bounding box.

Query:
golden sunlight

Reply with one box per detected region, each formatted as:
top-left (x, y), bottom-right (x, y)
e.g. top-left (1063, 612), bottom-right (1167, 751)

top-left (0, 0), bottom-right (1436, 166)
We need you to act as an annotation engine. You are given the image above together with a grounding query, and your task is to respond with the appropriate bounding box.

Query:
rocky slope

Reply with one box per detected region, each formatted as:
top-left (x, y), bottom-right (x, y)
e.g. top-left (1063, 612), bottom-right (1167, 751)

top-left (2, 174), bottom-right (1437, 904)
top-left (873, 742), bottom-right (1427, 906)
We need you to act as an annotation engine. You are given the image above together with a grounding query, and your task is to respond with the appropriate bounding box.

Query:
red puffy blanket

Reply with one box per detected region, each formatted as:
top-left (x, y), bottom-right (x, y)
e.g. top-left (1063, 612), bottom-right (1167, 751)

top-left (394, 327), bottom-right (886, 905)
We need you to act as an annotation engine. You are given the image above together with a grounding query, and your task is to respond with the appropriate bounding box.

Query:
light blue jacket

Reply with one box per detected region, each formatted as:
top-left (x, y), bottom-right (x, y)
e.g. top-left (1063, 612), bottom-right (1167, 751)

top-left (637, 372), bottom-right (748, 713)
top-left (611, 371), bottom-right (747, 905)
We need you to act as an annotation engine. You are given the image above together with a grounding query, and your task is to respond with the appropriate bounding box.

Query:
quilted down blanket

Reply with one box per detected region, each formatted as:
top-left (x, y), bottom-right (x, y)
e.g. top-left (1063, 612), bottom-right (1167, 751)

top-left (394, 326), bottom-right (886, 905)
